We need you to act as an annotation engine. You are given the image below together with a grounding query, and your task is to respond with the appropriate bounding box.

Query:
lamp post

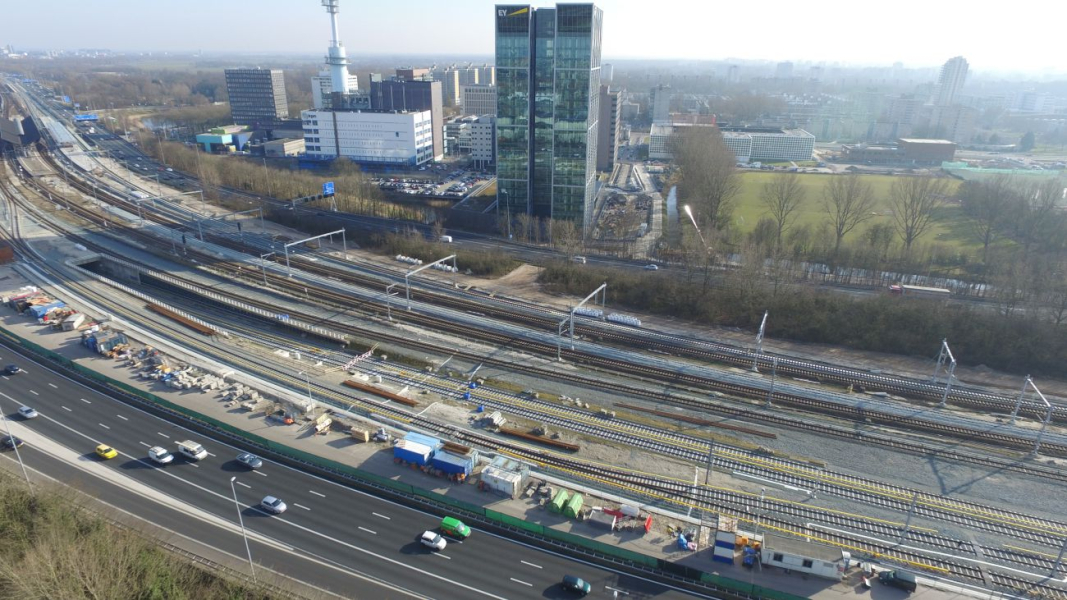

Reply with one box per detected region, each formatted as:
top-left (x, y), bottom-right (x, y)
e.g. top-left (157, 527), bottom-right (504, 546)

top-left (298, 371), bottom-right (313, 403)
top-left (2, 414), bottom-right (31, 488)
top-left (229, 477), bottom-right (256, 583)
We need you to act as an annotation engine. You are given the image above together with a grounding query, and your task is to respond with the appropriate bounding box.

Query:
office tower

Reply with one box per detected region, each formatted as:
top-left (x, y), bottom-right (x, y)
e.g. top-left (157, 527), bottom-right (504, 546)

top-left (496, 3), bottom-right (603, 233)
top-left (727, 64), bottom-right (740, 83)
top-left (650, 83), bottom-right (671, 125)
top-left (935, 56), bottom-right (968, 106)
top-left (596, 84), bottom-right (621, 172)
top-left (776, 61), bottom-right (793, 79)
top-left (224, 68), bottom-right (288, 127)
top-left (602, 62), bottom-right (614, 82)
top-left (461, 84), bottom-right (498, 117)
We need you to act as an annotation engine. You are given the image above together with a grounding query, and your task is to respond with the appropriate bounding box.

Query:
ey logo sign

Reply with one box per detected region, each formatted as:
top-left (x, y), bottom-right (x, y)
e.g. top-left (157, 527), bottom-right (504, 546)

top-left (498, 7), bottom-right (529, 17)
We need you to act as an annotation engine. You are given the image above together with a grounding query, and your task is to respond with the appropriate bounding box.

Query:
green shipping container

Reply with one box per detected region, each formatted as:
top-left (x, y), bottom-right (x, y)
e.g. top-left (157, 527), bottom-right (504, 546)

top-left (549, 489), bottom-right (570, 513)
top-left (563, 493), bottom-right (584, 518)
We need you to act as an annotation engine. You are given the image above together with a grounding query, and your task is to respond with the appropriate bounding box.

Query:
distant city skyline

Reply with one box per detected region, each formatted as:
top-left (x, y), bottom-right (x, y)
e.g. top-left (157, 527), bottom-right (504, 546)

top-left (3, 0), bottom-right (1063, 75)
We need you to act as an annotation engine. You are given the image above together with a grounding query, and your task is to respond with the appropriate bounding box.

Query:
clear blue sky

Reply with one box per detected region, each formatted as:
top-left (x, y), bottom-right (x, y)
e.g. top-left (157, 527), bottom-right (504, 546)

top-left (5, 0), bottom-right (1062, 74)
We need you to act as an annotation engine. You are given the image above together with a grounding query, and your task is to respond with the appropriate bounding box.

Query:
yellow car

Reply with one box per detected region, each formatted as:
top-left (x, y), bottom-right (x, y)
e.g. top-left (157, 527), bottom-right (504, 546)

top-left (95, 444), bottom-right (118, 460)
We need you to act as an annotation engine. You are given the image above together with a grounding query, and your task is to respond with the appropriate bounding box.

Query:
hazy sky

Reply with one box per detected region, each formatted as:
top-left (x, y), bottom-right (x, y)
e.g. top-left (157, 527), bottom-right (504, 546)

top-left (5, 0), bottom-right (1062, 74)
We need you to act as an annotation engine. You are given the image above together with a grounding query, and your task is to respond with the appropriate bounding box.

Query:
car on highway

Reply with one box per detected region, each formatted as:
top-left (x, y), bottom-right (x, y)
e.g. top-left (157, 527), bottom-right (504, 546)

top-left (260, 496), bottom-right (287, 514)
top-left (419, 530), bottom-right (447, 551)
top-left (4, 364), bottom-right (23, 375)
top-left (147, 446), bottom-right (174, 464)
top-left (17, 406), bottom-right (38, 419)
top-left (95, 444), bottom-right (118, 460)
top-left (235, 453), bottom-right (263, 469)
top-left (2, 435), bottom-right (25, 450)
top-left (644, 264), bottom-right (659, 270)
top-left (440, 516), bottom-right (470, 539)
top-left (561, 575), bottom-right (591, 596)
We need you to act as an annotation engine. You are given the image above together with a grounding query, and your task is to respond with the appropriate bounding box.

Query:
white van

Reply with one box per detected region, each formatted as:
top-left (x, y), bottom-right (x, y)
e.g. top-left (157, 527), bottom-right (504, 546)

top-left (177, 440), bottom-right (208, 461)
top-left (572, 256), bottom-right (587, 264)
top-left (439, 235), bottom-right (453, 243)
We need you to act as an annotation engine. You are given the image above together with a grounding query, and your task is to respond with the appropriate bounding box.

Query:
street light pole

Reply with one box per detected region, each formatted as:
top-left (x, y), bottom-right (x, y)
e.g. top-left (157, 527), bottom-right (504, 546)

top-left (229, 477), bottom-right (256, 583)
top-left (2, 414), bottom-right (31, 488)
top-left (298, 371), bottom-right (313, 403)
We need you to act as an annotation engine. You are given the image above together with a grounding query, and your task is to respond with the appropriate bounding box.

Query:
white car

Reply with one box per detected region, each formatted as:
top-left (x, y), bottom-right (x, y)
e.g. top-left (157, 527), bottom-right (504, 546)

top-left (17, 406), bottom-right (38, 419)
top-left (147, 446), bottom-right (173, 464)
top-left (260, 496), bottom-right (287, 514)
top-left (420, 530), bottom-right (447, 551)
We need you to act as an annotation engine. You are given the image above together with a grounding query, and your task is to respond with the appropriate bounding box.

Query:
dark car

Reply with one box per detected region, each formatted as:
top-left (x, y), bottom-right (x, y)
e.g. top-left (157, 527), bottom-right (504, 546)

top-left (4, 364), bottom-right (22, 375)
top-left (561, 575), bottom-right (591, 596)
top-left (878, 569), bottom-right (918, 592)
top-left (2, 435), bottom-right (25, 450)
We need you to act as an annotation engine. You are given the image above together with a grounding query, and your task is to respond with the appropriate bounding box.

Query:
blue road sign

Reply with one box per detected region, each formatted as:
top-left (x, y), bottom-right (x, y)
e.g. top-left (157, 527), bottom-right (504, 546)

top-left (62, 95), bottom-right (71, 103)
top-left (74, 114), bottom-right (99, 122)
top-left (322, 181), bottom-right (335, 196)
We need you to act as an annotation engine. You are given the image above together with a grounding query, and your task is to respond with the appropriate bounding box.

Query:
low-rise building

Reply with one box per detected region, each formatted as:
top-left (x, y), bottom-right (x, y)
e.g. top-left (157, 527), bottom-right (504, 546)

top-left (301, 109), bottom-right (434, 166)
top-left (898, 138), bottom-right (956, 164)
top-left (263, 138), bottom-right (305, 157)
top-left (444, 115), bottom-right (476, 156)
top-left (650, 124), bottom-right (814, 163)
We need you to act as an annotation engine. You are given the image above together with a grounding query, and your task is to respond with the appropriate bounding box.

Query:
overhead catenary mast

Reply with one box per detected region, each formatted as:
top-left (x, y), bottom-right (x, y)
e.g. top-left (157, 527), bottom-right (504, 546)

top-left (322, 0), bottom-right (351, 94)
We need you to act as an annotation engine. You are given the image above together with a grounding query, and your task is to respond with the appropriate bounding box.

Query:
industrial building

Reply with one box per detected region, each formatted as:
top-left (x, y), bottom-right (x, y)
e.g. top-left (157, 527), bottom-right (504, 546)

top-left (263, 138), bottom-right (305, 157)
top-left (224, 68), bottom-right (289, 128)
top-left (302, 109), bottom-right (434, 166)
top-left (369, 71), bottom-right (444, 160)
top-left (649, 124), bottom-right (814, 163)
top-left (461, 84), bottom-right (497, 117)
top-left (496, 2), bottom-right (603, 233)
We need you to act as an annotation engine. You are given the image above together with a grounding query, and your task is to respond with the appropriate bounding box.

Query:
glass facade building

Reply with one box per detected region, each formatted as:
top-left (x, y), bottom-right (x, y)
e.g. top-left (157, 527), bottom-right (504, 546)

top-left (495, 4), bottom-right (602, 235)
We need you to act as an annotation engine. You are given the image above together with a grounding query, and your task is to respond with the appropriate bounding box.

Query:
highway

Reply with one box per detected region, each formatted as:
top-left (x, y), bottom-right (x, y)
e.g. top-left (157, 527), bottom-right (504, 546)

top-left (0, 340), bottom-right (710, 600)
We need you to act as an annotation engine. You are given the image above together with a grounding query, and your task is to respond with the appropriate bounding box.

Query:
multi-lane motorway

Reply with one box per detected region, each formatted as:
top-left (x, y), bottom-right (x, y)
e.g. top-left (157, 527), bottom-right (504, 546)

top-left (0, 341), bottom-right (710, 600)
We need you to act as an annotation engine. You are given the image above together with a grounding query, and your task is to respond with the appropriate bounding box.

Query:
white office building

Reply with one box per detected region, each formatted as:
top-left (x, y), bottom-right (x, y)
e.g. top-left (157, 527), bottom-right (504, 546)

top-left (301, 109), bottom-right (435, 166)
top-left (649, 123), bottom-right (814, 163)
top-left (312, 69), bottom-right (360, 109)
top-left (461, 84), bottom-right (497, 117)
top-left (470, 116), bottom-right (495, 169)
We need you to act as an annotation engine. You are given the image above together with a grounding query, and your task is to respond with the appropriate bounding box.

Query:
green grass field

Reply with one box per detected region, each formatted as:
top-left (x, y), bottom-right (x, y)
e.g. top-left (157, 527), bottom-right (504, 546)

top-left (730, 172), bottom-right (972, 250)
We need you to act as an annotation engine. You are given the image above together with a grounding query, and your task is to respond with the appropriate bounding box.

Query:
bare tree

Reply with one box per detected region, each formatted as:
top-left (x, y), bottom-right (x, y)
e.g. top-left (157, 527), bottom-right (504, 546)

top-left (1014, 178), bottom-right (1065, 260)
top-left (760, 173), bottom-right (806, 251)
top-left (667, 126), bottom-right (741, 231)
top-left (821, 174), bottom-right (877, 260)
top-left (552, 219), bottom-right (583, 258)
top-left (957, 176), bottom-right (1015, 268)
top-left (888, 176), bottom-right (950, 254)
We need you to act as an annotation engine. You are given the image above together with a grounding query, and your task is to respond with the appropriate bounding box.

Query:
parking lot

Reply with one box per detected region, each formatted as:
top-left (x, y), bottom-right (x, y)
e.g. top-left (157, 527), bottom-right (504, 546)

top-left (371, 168), bottom-right (493, 199)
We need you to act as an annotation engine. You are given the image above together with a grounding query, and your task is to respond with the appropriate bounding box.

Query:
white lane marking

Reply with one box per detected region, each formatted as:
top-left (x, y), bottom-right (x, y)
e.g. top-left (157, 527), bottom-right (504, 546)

top-left (433, 553), bottom-right (451, 560)
top-left (235, 481), bottom-right (251, 489)
top-left (206, 452), bottom-right (216, 457)
top-left (30, 390), bottom-right (39, 395)
top-left (372, 512), bottom-right (391, 520)
top-left (520, 560), bottom-right (542, 569)
top-left (310, 490), bottom-right (325, 498)
top-left (189, 463), bottom-right (199, 468)
top-left (139, 441), bottom-right (151, 448)
top-left (80, 398), bottom-right (90, 404)
top-left (606, 586), bottom-right (630, 595)
top-left (117, 414), bottom-right (128, 421)
top-left (61, 406), bottom-right (71, 412)
top-left (509, 578), bottom-right (532, 586)
top-left (157, 432), bottom-right (169, 438)
top-left (3, 360), bottom-right (705, 600)
top-left (99, 423), bottom-right (110, 430)
top-left (252, 470), bottom-right (267, 477)
top-left (48, 383), bottom-right (58, 388)
top-left (293, 503), bottom-right (311, 511)
top-left (358, 526), bottom-right (377, 535)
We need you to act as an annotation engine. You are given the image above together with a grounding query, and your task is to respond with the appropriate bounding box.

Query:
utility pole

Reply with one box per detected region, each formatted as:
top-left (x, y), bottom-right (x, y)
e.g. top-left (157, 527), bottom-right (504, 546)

top-left (228, 477), bottom-right (256, 583)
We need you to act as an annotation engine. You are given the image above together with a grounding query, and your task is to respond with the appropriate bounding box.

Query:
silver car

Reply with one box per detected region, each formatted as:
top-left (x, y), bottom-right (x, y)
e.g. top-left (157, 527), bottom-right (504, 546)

top-left (420, 530), bottom-right (447, 551)
top-left (260, 496), bottom-right (287, 515)
top-left (17, 406), bottom-right (38, 419)
top-left (236, 453), bottom-right (263, 469)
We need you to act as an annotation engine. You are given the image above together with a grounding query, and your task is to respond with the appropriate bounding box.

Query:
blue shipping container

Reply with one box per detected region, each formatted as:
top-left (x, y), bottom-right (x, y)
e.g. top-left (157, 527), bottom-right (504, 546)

top-left (430, 451), bottom-right (475, 476)
top-left (403, 432), bottom-right (443, 452)
top-left (30, 302), bottom-right (65, 318)
top-left (394, 440), bottom-right (432, 466)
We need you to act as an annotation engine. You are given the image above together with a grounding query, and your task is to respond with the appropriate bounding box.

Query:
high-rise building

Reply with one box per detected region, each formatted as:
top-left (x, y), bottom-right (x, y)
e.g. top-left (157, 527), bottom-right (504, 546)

top-left (471, 116), bottom-right (496, 169)
top-left (596, 84), bottom-right (621, 172)
top-left (650, 84), bottom-right (671, 125)
top-left (476, 65), bottom-right (497, 86)
top-left (369, 71), bottom-right (444, 160)
top-left (224, 68), bottom-right (288, 127)
top-left (726, 65), bottom-right (740, 83)
top-left (934, 56), bottom-right (968, 107)
top-left (461, 84), bottom-right (497, 117)
top-left (496, 3), bottom-right (603, 233)
top-left (929, 104), bottom-right (976, 143)
top-left (601, 63), bottom-right (614, 82)
top-left (775, 61), bottom-right (793, 79)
